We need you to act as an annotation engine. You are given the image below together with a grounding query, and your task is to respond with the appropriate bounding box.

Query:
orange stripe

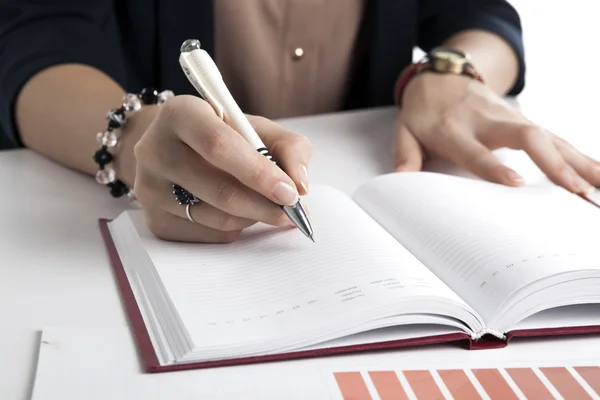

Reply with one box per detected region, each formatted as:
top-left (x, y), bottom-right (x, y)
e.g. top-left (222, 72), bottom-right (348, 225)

top-left (574, 366), bottom-right (600, 395)
top-left (438, 369), bottom-right (481, 400)
top-left (540, 367), bottom-right (592, 400)
top-left (334, 372), bottom-right (372, 400)
top-left (472, 369), bottom-right (518, 400)
top-left (403, 370), bottom-right (444, 399)
top-left (505, 368), bottom-right (554, 399)
top-left (368, 371), bottom-right (409, 400)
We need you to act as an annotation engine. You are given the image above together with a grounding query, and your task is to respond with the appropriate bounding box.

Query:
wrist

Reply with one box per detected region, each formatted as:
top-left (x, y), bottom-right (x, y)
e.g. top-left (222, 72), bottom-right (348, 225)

top-left (394, 48), bottom-right (484, 107)
top-left (402, 72), bottom-right (475, 106)
top-left (92, 89), bottom-right (173, 200)
top-left (441, 30), bottom-right (519, 96)
top-left (112, 105), bottom-right (160, 187)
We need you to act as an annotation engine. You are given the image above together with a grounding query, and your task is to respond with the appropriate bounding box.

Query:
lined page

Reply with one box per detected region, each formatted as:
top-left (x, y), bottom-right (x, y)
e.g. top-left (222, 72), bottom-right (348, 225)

top-left (353, 172), bottom-right (600, 323)
top-left (126, 185), bottom-right (470, 354)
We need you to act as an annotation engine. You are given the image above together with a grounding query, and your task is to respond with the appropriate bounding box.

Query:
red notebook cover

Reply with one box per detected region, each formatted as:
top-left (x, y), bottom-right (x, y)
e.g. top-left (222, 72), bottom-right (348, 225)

top-left (99, 218), bottom-right (600, 373)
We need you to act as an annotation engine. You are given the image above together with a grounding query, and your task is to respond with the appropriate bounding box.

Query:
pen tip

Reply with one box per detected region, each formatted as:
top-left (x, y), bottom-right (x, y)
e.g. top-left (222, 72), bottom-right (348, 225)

top-left (310, 236), bottom-right (315, 243)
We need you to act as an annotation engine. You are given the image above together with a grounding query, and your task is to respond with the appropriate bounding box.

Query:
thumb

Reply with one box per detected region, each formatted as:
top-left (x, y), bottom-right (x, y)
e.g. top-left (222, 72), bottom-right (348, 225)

top-left (393, 120), bottom-right (423, 172)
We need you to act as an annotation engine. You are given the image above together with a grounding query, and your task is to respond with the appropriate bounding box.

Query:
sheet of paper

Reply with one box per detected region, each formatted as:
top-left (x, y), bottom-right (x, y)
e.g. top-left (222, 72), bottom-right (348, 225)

top-left (31, 326), bottom-right (600, 400)
top-left (30, 326), bottom-right (333, 400)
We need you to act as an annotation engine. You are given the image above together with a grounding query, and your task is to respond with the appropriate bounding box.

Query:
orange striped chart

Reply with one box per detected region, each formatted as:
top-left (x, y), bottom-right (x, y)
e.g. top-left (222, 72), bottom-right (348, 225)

top-left (333, 365), bottom-right (600, 399)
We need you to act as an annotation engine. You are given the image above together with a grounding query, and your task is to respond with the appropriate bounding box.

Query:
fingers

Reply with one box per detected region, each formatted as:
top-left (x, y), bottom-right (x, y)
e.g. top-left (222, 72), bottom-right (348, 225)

top-left (177, 201), bottom-right (258, 231)
top-left (502, 125), bottom-right (594, 194)
top-left (135, 170), bottom-right (257, 231)
top-left (456, 138), bottom-right (524, 186)
top-left (135, 145), bottom-right (292, 228)
top-left (156, 96), bottom-right (300, 206)
top-left (133, 95), bottom-right (309, 243)
top-left (433, 121), bottom-right (525, 186)
top-left (249, 116), bottom-right (313, 195)
top-left (393, 118), bottom-right (423, 172)
top-left (482, 120), bottom-right (596, 193)
top-left (144, 208), bottom-right (242, 243)
top-left (552, 134), bottom-right (600, 188)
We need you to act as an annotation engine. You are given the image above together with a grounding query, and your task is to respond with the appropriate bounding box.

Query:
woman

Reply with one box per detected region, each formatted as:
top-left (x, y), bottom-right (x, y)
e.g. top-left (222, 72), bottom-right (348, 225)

top-left (1, 0), bottom-right (598, 242)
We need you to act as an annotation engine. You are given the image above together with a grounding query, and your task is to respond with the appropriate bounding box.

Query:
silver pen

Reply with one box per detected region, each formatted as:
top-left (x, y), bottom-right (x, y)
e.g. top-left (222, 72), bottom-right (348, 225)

top-left (178, 39), bottom-right (314, 242)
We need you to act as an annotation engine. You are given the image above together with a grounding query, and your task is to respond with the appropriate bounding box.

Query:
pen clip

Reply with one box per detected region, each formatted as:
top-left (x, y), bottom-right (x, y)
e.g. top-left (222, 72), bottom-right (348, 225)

top-left (178, 51), bottom-right (224, 120)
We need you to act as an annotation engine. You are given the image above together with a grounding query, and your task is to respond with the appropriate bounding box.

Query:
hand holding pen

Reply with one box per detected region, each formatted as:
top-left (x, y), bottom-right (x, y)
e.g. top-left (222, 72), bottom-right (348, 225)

top-left (178, 39), bottom-right (314, 241)
top-left (131, 43), bottom-right (313, 243)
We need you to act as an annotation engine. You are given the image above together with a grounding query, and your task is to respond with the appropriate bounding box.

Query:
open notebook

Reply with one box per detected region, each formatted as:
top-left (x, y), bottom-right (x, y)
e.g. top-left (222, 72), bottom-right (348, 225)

top-left (99, 172), bottom-right (600, 372)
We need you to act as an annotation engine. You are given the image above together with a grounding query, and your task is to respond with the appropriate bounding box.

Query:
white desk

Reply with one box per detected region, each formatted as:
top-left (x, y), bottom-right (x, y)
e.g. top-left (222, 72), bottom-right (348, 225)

top-left (2, 1), bottom-right (600, 398)
top-left (2, 104), bottom-right (600, 399)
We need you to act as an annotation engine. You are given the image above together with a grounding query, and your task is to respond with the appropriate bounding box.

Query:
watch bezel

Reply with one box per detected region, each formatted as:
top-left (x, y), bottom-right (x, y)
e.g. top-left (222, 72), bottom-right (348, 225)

top-left (428, 47), bottom-right (471, 75)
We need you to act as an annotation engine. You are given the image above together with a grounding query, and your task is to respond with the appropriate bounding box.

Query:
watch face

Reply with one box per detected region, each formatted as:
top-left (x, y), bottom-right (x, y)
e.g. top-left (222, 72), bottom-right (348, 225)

top-left (434, 49), bottom-right (465, 61)
top-left (429, 47), bottom-right (469, 74)
top-left (432, 48), bottom-right (467, 62)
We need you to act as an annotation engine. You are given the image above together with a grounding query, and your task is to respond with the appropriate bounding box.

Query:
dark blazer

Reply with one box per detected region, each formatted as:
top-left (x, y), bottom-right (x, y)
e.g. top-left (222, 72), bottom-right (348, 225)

top-left (0, 0), bottom-right (525, 149)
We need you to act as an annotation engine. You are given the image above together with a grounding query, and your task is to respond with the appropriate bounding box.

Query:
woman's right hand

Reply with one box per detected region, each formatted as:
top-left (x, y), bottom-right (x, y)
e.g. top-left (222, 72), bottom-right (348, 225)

top-left (132, 95), bottom-right (312, 243)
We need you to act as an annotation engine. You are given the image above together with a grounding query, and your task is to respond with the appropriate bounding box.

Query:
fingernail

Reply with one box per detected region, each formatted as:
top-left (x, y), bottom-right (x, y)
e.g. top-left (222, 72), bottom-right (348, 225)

top-left (572, 174), bottom-right (594, 194)
top-left (299, 165), bottom-right (309, 193)
top-left (273, 182), bottom-right (298, 205)
top-left (506, 169), bottom-right (525, 185)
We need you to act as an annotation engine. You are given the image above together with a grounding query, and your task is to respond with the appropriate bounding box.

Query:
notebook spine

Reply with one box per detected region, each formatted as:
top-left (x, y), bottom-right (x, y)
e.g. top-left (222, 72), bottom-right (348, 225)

top-left (471, 328), bottom-right (506, 341)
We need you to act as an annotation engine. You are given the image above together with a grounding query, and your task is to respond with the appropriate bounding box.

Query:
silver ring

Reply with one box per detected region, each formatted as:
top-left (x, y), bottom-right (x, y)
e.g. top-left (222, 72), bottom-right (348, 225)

top-left (185, 203), bottom-right (196, 223)
top-left (173, 184), bottom-right (201, 223)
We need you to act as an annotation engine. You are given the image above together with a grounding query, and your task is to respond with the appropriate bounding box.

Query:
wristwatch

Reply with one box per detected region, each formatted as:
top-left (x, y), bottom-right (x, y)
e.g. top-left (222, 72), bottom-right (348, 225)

top-left (394, 47), bottom-right (484, 106)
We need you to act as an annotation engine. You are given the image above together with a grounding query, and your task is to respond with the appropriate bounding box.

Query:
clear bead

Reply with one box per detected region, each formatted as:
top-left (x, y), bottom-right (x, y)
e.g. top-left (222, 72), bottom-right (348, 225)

top-left (95, 168), bottom-right (116, 184)
top-left (157, 90), bottom-right (174, 105)
top-left (96, 131), bottom-right (104, 144)
top-left (123, 93), bottom-right (142, 112)
top-left (96, 131), bottom-right (117, 147)
top-left (126, 190), bottom-right (137, 202)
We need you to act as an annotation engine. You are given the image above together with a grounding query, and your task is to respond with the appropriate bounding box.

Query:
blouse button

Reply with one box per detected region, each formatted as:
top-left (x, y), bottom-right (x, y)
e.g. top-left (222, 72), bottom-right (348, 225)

top-left (293, 48), bottom-right (304, 60)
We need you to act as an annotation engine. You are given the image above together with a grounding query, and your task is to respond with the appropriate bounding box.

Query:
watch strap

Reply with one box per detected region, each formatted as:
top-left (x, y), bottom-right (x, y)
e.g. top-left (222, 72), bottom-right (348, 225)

top-left (394, 59), bottom-right (484, 107)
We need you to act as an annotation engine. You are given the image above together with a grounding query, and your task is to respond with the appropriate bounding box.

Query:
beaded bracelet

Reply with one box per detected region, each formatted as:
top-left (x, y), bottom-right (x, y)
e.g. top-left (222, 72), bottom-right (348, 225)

top-left (93, 88), bottom-right (173, 200)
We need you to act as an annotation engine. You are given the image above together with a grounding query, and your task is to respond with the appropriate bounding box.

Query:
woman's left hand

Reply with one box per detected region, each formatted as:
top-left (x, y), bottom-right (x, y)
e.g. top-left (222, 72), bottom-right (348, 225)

top-left (393, 73), bottom-right (600, 194)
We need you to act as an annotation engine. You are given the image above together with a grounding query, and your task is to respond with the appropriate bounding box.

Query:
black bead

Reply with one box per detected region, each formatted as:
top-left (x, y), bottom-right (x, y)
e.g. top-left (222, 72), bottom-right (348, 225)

top-left (108, 119), bottom-right (121, 130)
top-left (109, 180), bottom-right (129, 197)
top-left (141, 88), bottom-right (158, 105)
top-left (106, 108), bottom-right (126, 129)
top-left (94, 148), bottom-right (113, 166)
top-left (114, 108), bottom-right (126, 119)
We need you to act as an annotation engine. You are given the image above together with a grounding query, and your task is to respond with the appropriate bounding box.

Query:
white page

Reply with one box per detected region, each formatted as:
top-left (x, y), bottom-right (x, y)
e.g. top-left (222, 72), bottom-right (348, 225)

top-left (353, 172), bottom-right (600, 325)
top-left (512, 304), bottom-right (600, 330)
top-left (114, 184), bottom-right (477, 360)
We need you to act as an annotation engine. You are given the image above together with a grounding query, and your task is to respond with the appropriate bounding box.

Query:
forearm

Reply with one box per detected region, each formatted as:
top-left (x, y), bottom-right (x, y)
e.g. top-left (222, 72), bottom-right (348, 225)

top-left (442, 29), bottom-right (519, 96)
top-left (15, 64), bottom-right (152, 186)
